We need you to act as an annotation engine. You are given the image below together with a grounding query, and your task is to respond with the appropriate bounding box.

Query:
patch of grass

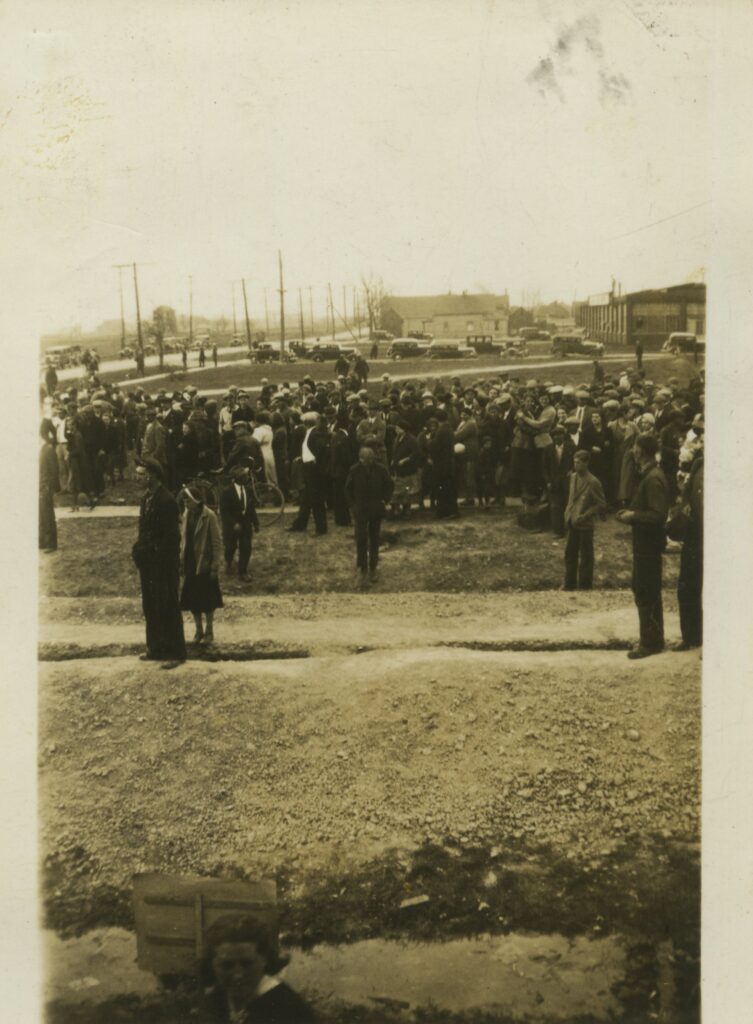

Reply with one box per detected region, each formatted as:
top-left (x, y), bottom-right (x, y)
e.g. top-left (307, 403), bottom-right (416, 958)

top-left (41, 512), bottom-right (680, 598)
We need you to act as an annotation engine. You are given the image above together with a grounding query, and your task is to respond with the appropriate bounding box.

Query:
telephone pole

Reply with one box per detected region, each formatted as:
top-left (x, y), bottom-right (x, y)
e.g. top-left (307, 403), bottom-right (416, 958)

top-left (277, 250), bottom-right (286, 355)
top-left (353, 285), bottom-right (361, 338)
top-left (298, 287), bottom-right (305, 342)
top-left (342, 285), bottom-right (347, 331)
top-left (241, 278), bottom-right (252, 351)
top-left (308, 286), bottom-right (314, 338)
top-left (132, 262), bottom-right (144, 360)
top-left (263, 288), bottom-right (270, 340)
top-left (112, 264), bottom-right (127, 351)
top-left (188, 275), bottom-right (194, 345)
top-left (328, 283), bottom-right (335, 340)
top-left (232, 282), bottom-right (237, 335)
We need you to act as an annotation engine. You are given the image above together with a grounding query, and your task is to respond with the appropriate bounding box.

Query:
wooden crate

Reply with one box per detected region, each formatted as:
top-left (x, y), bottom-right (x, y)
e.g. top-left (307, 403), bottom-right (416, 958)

top-left (133, 873), bottom-right (278, 975)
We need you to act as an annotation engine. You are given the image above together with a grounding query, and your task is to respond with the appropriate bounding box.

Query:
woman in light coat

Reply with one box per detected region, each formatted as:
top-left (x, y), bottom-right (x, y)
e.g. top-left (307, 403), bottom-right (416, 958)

top-left (180, 486), bottom-right (224, 644)
top-left (252, 411), bottom-right (278, 486)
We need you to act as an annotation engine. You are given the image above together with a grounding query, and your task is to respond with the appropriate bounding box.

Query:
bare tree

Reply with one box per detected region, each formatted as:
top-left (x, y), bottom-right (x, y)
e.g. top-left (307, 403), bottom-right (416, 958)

top-left (360, 273), bottom-right (387, 334)
top-left (149, 306), bottom-right (178, 370)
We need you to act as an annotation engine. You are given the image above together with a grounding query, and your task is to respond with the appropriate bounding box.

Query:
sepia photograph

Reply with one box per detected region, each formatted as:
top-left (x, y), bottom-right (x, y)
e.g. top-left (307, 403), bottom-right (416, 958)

top-left (7, 0), bottom-right (750, 1020)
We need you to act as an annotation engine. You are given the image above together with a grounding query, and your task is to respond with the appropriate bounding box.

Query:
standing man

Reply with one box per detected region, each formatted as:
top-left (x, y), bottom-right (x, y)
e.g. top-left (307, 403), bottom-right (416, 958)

top-left (543, 423), bottom-right (576, 538)
top-left (288, 411), bottom-right (329, 535)
top-left (199, 343), bottom-right (206, 367)
top-left (345, 445), bottom-right (394, 584)
top-left (142, 406), bottom-right (168, 480)
top-left (616, 434), bottom-right (670, 659)
top-left (131, 458), bottom-right (186, 668)
top-left (219, 464), bottom-right (259, 582)
top-left (329, 414), bottom-right (354, 526)
top-left (212, 342), bottom-right (218, 367)
top-left (674, 448), bottom-right (703, 650)
top-left (635, 337), bottom-right (643, 371)
top-left (563, 450), bottom-right (606, 590)
top-left (182, 346), bottom-right (188, 371)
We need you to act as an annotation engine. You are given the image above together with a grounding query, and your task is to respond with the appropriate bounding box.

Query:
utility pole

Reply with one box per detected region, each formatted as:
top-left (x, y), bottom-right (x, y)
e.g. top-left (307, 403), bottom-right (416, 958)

top-left (353, 286), bottom-right (361, 338)
top-left (263, 288), bottom-right (270, 340)
top-left (132, 262), bottom-right (144, 361)
top-left (277, 250), bottom-right (286, 355)
top-left (298, 288), bottom-right (305, 342)
top-left (112, 264), bottom-right (127, 351)
top-left (308, 286), bottom-right (314, 338)
top-left (232, 282), bottom-right (237, 335)
top-left (327, 283), bottom-right (335, 340)
top-left (188, 275), bottom-right (194, 345)
top-left (342, 285), bottom-right (347, 331)
top-left (241, 278), bottom-right (252, 351)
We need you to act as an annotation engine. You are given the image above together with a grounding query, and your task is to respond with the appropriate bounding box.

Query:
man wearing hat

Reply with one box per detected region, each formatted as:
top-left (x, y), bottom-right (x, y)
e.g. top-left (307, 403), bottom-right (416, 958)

top-left (219, 464), bottom-right (260, 582)
top-left (142, 406), bottom-right (168, 478)
top-left (345, 443), bottom-right (393, 583)
top-left (563, 449), bottom-right (606, 589)
top-left (289, 411), bottom-right (329, 535)
top-left (356, 402), bottom-right (387, 466)
top-left (543, 423), bottom-right (576, 537)
top-left (617, 434), bottom-right (670, 658)
top-left (223, 420), bottom-right (264, 476)
top-left (131, 458), bottom-right (186, 668)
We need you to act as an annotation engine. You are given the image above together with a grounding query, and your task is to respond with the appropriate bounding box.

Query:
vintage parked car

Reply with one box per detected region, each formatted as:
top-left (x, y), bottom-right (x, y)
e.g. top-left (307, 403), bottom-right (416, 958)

top-left (387, 338), bottom-right (431, 359)
top-left (253, 343), bottom-right (297, 363)
top-left (309, 342), bottom-right (357, 362)
top-left (466, 335), bottom-right (505, 354)
top-left (551, 334), bottom-right (604, 357)
top-left (406, 330), bottom-right (434, 341)
top-left (120, 346), bottom-right (135, 359)
top-left (426, 341), bottom-right (478, 360)
top-left (369, 329), bottom-right (394, 342)
top-left (662, 332), bottom-right (705, 356)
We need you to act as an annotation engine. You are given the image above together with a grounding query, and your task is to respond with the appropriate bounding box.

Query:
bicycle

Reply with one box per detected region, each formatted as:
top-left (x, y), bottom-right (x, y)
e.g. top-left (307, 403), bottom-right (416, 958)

top-left (185, 456), bottom-right (286, 527)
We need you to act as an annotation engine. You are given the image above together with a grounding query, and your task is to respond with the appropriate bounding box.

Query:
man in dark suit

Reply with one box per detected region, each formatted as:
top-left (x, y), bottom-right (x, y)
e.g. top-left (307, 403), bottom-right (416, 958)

top-left (543, 424), bottom-right (576, 537)
top-left (617, 434), bottom-right (670, 658)
top-left (289, 412), bottom-right (329, 534)
top-left (563, 449), bottom-right (606, 590)
top-left (329, 415), bottom-right (355, 526)
top-left (132, 457), bottom-right (186, 668)
top-left (345, 444), bottom-right (394, 583)
top-left (219, 464), bottom-right (259, 582)
top-left (428, 410), bottom-right (458, 519)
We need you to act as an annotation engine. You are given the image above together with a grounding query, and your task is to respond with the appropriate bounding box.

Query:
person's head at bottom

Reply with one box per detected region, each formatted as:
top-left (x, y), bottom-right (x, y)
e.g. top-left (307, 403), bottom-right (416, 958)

top-left (573, 450), bottom-right (590, 476)
top-left (358, 445), bottom-right (376, 467)
top-left (199, 914), bottom-right (314, 1022)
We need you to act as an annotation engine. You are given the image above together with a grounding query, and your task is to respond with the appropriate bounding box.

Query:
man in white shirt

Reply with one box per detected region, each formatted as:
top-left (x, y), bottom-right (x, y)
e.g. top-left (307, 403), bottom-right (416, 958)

top-left (289, 412), bottom-right (329, 534)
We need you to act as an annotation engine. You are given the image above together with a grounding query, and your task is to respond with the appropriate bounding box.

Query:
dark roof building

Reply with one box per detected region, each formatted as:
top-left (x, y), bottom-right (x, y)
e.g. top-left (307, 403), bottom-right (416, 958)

top-left (381, 292), bottom-right (510, 339)
top-left (576, 282), bottom-right (705, 349)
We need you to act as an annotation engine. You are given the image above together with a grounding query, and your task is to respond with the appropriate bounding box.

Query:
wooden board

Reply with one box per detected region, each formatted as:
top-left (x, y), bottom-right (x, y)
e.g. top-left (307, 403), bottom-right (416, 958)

top-left (133, 873), bottom-right (278, 975)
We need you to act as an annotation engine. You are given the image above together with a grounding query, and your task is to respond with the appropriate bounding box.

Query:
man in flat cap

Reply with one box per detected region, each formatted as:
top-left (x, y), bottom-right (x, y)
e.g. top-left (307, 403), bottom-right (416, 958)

top-left (563, 450), bottom-right (606, 589)
top-left (132, 458), bottom-right (186, 668)
top-left (345, 443), bottom-right (394, 584)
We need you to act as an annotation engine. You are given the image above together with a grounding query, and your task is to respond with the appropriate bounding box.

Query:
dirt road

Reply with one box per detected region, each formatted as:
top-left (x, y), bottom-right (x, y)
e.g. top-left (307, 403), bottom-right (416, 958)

top-left (40, 582), bottom-right (700, 1022)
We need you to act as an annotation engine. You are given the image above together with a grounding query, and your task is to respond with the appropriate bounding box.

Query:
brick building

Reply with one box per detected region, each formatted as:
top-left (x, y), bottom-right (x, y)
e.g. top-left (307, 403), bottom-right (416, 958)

top-left (381, 292), bottom-right (510, 340)
top-left (576, 283), bottom-right (706, 349)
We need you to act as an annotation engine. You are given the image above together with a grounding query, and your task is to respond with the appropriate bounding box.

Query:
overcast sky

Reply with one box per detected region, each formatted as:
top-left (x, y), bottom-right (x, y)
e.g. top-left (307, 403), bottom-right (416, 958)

top-left (3, 0), bottom-right (710, 333)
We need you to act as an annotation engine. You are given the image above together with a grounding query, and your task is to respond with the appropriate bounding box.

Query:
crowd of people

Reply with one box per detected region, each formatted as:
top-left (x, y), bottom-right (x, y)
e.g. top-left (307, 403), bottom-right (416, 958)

top-left (39, 353), bottom-right (704, 662)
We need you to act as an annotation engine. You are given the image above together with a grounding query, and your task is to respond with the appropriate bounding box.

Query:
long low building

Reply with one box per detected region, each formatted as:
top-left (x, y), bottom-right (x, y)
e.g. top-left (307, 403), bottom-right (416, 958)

top-left (381, 292), bottom-right (510, 339)
top-left (575, 282), bottom-right (706, 349)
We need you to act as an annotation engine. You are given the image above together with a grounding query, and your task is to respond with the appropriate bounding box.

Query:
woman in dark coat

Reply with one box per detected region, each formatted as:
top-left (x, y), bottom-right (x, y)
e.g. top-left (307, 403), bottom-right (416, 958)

top-left (179, 486), bottom-right (223, 644)
top-left (176, 422), bottom-right (200, 486)
top-left (132, 458), bottom-right (186, 667)
top-left (39, 423), bottom-right (59, 552)
top-left (578, 409), bottom-right (613, 502)
top-left (271, 412), bottom-right (290, 499)
top-left (198, 915), bottom-right (316, 1024)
